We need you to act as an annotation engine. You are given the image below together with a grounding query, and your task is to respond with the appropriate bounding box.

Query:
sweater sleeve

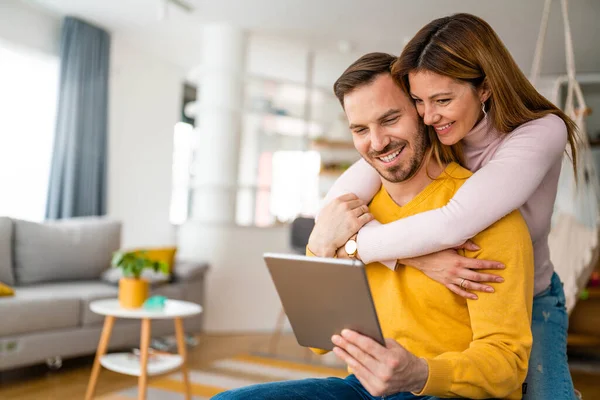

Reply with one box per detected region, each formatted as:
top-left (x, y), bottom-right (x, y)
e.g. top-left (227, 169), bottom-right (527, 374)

top-left (321, 158), bottom-right (382, 206)
top-left (415, 210), bottom-right (534, 399)
top-left (355, 115), bottom-right (567, 264)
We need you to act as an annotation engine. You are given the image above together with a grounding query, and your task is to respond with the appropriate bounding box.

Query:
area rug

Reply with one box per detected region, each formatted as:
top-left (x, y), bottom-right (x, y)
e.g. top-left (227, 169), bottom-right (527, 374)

top-left (99, 353), bottom-right (347, 400)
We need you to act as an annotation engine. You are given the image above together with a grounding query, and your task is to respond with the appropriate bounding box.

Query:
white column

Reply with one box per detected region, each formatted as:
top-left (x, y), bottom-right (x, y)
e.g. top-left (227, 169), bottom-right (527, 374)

top-left (190, 24), bottom-right (246, 224)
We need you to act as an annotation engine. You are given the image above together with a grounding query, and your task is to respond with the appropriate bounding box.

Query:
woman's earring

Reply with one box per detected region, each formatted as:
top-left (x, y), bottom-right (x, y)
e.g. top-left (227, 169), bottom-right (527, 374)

top-left (481, 102), bottom-right (487, 118)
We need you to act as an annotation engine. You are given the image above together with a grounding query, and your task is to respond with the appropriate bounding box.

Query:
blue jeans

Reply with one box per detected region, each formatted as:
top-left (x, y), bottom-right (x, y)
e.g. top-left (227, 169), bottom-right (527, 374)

top-left (211, 374), bottom-right (461, 400)
top-left (523, 272), bottom-right (577, 399)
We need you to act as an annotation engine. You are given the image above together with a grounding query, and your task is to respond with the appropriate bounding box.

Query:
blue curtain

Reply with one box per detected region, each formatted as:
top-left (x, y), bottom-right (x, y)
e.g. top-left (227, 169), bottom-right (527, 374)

top-left (46, 17), bottom-right (110, 219)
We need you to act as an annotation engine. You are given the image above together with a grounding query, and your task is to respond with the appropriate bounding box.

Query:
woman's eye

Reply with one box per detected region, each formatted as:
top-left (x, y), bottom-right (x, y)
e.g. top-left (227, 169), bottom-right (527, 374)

top-left (413, 98), bottom-right (423, 104)
top-left (437, 99), bottom-right (451, 105)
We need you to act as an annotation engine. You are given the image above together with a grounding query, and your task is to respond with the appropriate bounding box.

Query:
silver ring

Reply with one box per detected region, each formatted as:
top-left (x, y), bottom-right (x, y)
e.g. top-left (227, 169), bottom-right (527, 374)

top-left (460, 278), bottom-right (466, 288)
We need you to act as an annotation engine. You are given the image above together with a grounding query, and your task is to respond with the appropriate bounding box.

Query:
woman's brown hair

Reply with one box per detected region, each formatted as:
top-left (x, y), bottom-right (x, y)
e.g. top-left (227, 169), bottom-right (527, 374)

top-left (392, 13), bottom-right (578, 174)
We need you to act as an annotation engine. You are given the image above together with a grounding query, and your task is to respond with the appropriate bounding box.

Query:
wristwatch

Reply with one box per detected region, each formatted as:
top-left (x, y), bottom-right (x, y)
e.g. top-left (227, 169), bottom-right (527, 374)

top-left (344, 238), bottom-right (358, 258)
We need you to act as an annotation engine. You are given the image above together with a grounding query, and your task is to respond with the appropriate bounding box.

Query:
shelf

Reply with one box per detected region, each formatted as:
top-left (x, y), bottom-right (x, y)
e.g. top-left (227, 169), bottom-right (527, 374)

top-left (310, 139), bottom-right (355, 149)
top-left (567, 333), bottom-right (600, 348)
top-left (100, 352), bottom-right (183, 377)
top-left (584, 287), bottom-right (600, 299)
top-left (246, 111), bottom-right (324, 137)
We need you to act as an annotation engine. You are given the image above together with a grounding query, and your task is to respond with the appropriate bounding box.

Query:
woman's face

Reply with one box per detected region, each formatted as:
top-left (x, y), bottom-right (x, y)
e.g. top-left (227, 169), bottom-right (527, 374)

top-left (408, 70), bottom-right (489, 146)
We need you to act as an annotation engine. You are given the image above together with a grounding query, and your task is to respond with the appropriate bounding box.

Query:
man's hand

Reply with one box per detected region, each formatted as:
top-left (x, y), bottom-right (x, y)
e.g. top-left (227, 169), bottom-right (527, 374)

top-left (307, 194), bottom-right (373, 257)
top-left (332, 329), bottom-right (429, 397)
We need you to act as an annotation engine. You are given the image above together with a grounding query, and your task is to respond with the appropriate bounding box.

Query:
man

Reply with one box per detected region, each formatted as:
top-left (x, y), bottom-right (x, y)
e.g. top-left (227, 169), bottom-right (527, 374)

top-left (213, 53), bottom-right (534, 400)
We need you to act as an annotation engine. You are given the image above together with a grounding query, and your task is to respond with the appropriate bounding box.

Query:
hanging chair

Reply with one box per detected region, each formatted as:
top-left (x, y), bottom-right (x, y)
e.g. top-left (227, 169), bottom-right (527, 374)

top-left (531, 0), bottom-right (600, 313)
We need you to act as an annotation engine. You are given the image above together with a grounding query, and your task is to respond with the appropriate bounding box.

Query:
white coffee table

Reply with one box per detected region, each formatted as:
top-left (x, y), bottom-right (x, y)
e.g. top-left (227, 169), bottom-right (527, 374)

top-left (84, 298), bottom-right (202, 400)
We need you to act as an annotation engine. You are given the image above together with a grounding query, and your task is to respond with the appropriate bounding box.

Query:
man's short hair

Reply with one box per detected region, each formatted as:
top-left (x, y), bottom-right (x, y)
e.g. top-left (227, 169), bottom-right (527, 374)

top-left (333, 52), bottom-right (397, 107)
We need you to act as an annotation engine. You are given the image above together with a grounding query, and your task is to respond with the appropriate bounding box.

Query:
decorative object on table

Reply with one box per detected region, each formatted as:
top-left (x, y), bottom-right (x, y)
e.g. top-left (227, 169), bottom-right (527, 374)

top-left (143, 295), bottom-right (167, 310)
top-left (151, 333), bottom-right (199, 353)
top-left (111, 251), bottom-right (169, 308)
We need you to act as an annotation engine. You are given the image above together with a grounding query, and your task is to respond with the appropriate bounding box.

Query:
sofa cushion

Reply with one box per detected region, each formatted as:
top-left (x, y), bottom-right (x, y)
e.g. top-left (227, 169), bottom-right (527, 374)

top-left (0, 284), bottom-right (81, 336)
top-left (50, 281), bottom-right (119, 326)
top-left (0, 217), bottom-right (14, 286)
top-left (13, 217), bottom-right (121, 285)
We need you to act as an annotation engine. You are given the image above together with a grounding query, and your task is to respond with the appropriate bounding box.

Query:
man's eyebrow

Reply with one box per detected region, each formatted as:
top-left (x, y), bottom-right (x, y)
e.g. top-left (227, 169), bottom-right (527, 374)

top-left (378, 109), bottom-right (402, 121)
top-left (411, 91), bottom-right (453, 100)
top-left (348, 109), bottom-right (401, 130)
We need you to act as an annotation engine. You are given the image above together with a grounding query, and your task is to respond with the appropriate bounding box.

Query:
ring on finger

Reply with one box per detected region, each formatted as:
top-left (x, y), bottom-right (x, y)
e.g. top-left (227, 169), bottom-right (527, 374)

top-left (459, 278), bottom-right (466, 288)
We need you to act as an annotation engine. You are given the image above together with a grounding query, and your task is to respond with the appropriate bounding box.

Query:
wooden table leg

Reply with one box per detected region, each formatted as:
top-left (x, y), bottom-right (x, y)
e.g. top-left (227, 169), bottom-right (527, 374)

top-left (138, 318), bottom-right (151, 400)
top-left (174, 317), bottom-right (191, 400)
top-left (85, 316), bottom-right (115, 400)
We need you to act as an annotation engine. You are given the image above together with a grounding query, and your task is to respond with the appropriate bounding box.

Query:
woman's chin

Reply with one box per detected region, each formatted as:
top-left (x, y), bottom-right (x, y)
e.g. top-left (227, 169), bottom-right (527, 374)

top-left (436, 134), bottom-right (460, 146)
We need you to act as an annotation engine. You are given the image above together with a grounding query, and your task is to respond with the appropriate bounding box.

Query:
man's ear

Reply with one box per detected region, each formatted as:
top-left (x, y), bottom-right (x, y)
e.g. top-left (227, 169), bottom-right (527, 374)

top-left (478, 78), bottom-right (491, 103)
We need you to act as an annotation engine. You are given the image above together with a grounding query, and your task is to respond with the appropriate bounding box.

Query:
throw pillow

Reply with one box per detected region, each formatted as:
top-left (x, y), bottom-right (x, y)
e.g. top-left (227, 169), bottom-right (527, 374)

top-left (0, 282), bottom-right (15, 297)
top-left (133, 247), bottom-right (177, 273)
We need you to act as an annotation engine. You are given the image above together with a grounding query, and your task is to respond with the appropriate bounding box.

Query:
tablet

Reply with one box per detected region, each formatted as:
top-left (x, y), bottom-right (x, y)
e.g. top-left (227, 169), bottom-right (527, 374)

top-left (263, 252), bottom-right (385, 351)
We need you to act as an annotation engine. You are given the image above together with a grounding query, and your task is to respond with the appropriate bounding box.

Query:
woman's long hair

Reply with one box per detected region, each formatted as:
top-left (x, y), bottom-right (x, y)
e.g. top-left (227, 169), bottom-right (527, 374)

top-left (392, 13), bottom-right (578, 174)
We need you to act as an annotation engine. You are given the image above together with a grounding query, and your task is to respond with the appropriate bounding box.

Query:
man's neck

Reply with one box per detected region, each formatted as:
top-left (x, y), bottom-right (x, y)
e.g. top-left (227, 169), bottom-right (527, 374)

top-left (382, 153), bottom-right (447, 207)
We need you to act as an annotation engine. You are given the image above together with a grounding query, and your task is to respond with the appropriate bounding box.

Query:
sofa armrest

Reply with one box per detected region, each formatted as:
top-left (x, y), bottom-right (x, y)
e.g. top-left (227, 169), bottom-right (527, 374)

top-left (173, 260), bottom-right (209, 282)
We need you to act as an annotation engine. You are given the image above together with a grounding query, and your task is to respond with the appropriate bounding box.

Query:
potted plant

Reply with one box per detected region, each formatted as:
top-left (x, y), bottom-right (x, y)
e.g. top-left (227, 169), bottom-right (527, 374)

top-left (111, 251), bottom-right (169, 309)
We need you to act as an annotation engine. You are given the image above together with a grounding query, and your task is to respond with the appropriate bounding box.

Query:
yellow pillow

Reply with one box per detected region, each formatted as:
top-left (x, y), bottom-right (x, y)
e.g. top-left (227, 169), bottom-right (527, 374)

top-left (132, 247), bottom-right (177, 274)
top-left (0, 282), bottom-right (15, 297)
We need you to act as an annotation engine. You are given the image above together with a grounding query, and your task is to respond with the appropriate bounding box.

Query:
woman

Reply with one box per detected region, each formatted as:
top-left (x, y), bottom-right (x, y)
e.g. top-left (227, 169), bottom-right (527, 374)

top-left (326, 13), bottom-right (578, 400)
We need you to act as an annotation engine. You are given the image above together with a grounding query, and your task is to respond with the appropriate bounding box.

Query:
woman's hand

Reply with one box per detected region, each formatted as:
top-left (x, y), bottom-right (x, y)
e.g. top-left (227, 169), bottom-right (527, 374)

top-left (401, 240), bottom-right (505, 300)
top-left (308, 194), bottom-right (373, 257)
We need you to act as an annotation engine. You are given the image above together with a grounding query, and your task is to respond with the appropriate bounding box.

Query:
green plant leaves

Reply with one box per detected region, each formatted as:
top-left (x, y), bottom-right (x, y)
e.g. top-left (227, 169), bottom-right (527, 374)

top-left (111, 251), bottom-right (169, 279)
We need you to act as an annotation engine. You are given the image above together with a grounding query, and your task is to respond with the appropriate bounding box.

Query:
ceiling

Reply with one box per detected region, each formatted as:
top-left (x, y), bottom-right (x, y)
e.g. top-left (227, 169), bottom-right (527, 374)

top-left (30, 0), bottom-right (600, 75)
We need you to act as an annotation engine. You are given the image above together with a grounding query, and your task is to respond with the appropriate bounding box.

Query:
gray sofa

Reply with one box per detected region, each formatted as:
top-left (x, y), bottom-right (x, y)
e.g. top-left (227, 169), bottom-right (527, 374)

top-left (0, 216), bottom-right (209, 372)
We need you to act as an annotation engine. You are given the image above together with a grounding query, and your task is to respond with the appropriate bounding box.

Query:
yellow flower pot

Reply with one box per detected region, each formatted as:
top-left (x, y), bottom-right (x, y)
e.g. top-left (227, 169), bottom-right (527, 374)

top-left (119, 278), bottom-right (149, 309)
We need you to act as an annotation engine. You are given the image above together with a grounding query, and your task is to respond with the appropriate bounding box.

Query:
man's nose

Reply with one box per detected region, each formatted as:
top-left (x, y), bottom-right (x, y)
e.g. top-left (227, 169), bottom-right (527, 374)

top-left (370, 128), bottom-right (390, 152)
top-left (422, 104), bottom-right (440, 126)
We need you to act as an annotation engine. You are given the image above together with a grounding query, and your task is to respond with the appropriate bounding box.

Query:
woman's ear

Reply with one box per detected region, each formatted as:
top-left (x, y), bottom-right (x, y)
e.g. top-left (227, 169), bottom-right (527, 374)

top-left (479, 78), bottom-right (491, 103)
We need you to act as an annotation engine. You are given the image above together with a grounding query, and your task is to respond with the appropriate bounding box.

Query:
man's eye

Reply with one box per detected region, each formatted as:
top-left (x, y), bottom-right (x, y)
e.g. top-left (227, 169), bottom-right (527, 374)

top-left (354, 128), bottom-right (366, 135)
top-left (413, 98), bottom-right (423, 104)
top-left (383, 117), bottom-right (398, 125)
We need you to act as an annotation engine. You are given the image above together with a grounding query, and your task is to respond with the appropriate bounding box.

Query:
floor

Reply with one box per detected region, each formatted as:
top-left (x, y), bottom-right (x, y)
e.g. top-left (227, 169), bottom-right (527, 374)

top-left (0, 333), bottom-right (599, 399)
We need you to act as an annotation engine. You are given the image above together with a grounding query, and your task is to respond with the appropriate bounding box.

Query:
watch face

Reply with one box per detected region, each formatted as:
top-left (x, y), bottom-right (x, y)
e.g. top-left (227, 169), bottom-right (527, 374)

top-left (345, 239), bottom-right (358, 255)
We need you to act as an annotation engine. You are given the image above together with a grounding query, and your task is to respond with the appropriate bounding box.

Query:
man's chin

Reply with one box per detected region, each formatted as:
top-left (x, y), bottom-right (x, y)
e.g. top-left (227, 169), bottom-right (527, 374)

top-left (375, 168), bottom-right (406, 184)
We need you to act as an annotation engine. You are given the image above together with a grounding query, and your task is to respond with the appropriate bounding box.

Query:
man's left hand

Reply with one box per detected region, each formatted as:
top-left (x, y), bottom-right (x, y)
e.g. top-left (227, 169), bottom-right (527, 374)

top-left (332, 329), bottom-right (429, 397)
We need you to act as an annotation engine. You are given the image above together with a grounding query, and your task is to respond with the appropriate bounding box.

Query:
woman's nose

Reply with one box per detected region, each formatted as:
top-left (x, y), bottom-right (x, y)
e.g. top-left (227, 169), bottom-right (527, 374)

top-left (422, 104), bottom-right (440, 126)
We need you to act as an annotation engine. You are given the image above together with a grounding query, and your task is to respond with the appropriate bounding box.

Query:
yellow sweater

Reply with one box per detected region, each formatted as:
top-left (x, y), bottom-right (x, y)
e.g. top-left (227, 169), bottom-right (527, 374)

top-left (311, 163), bottom-right (534, 399)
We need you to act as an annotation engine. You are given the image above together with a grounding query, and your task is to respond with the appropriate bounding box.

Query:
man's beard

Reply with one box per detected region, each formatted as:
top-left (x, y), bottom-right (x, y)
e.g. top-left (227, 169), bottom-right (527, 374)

top-left (365, 124), bottom-right (428, 183)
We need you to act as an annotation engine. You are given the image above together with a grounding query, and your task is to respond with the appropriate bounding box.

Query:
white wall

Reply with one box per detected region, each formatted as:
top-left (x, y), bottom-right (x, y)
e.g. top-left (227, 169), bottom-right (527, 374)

top-left (178, 223), bottom-right (291, 333)
top-left (107, 33), bottom-right (184, 248)
top-left (0, 1), bottom-right (60, 56)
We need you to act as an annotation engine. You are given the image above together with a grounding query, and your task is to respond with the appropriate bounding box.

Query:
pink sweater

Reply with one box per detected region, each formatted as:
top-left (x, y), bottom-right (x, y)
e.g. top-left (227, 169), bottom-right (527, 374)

top-left (325, 114), bottom-right (568, 295)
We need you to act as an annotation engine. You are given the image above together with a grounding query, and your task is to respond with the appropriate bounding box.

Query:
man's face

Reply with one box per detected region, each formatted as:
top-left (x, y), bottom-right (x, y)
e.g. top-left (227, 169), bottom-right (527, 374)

top-left (344, 74), bottom-right (428, 183)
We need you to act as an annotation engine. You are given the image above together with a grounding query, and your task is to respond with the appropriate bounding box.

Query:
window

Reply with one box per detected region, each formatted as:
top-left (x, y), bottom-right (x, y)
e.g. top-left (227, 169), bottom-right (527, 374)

top-left (0, 40), bottom-right (58, 221)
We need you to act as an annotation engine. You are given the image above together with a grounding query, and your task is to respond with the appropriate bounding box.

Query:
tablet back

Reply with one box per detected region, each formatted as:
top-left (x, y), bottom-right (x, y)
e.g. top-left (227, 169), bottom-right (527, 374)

top-left (264, 252), bottom-right (384, 351)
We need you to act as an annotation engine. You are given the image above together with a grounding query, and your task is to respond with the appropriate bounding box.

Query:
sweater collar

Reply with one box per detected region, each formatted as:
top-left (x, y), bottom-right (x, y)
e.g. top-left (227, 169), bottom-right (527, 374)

top-left (462, 115), bottom-right (500, 149)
